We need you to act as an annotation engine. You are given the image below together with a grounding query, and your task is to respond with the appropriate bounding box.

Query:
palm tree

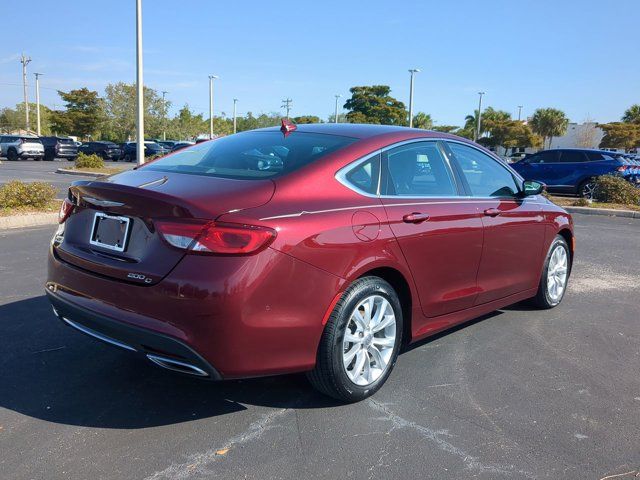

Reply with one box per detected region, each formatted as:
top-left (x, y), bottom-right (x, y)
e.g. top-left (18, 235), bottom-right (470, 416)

top-left (622, 104), bottom-right (640, 124)
top-left (412, 112), bottom-right (433, 130)
top-left (464, 107), bottom-right (510, 139)
top-left (529, 108), bottom-right (569, 149)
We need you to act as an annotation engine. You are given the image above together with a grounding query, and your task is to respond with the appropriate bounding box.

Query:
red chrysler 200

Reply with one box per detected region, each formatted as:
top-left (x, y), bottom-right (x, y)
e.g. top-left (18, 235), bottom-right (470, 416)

top-left (46, 123), bottom-right (573, 402)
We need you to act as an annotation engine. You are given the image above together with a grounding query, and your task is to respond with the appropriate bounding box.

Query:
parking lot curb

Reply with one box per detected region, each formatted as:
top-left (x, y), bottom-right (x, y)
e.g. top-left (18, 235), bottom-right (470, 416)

top-left (564, 206), bottom-right (640, 219)
top-left (56, 168), bottom-right (107, 178)
top-left (0, 212), bottom-right (58, 230)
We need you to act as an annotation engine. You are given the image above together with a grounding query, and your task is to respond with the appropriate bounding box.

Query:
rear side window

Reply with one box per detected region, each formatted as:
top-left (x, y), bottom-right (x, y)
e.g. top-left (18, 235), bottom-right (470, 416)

top-left (448, 142), bottom-right (520, 197)
top-left (382, 141), bottom-right (457, 196)
top-left (343, 155), bottom-right (380, 195)
top-left (145, 131), bottom-right (357, 179)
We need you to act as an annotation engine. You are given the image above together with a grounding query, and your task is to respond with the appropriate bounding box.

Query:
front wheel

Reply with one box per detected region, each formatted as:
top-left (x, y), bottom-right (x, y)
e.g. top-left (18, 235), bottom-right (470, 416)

top-left (578, 179), bottom-right (596, 199)
top-left (307, 276), bottom-right (403, 402)
top-left (530, 235), bottom-right (570, 309)
top-left (7, 149), bottom-right (18, 161)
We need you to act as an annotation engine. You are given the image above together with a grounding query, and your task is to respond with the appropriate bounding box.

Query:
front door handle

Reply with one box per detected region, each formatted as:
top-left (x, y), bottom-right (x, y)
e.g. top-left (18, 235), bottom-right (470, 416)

top-left (483, 208), bottom-right (501, 217)
top-left (402, 212), bottom-right (430, 224)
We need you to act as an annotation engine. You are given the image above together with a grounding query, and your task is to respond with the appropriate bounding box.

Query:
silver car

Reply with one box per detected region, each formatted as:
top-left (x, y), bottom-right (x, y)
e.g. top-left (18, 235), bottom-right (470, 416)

top-left (0, 135), bottom-right (45, 161)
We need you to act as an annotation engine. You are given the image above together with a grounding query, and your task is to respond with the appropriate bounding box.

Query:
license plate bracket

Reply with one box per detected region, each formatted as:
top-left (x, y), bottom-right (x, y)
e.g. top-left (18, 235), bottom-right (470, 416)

top-left (89, 212), bottom-right (131, 252)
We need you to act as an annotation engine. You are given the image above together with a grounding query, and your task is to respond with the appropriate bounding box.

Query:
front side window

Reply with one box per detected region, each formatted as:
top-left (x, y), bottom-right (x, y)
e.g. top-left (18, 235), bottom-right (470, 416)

top-left (558, 150), bottom-right (587, 163)
top-left (145, 131), bottom-right (357, 179)
top-left (382, 141), bottom-right (457, 196)
top-left (448, 142), bottom-right (520, 197)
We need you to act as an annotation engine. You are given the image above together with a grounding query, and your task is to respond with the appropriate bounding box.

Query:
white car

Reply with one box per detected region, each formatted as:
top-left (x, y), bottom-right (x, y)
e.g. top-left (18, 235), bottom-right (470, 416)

top-left (0, 135), bottom-right (45, 161)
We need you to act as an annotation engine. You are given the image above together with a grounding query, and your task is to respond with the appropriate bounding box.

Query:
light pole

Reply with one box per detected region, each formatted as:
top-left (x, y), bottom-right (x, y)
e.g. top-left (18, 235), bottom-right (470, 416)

top-left (20, 54), bottom-right (31, 131)
top-left (208, 75), bottom-right (218, 139)
top-left (334, 94), bottom-right (342, 123)
top-left (517, 105), bottom-right (523, 121)
top-left (408, 69), bottom-right (420, 128)
top-left (34, 73), bottom-right (43, 136)
top-left (135, 0), bottom-right (145, 166)
top-left (233, 98), bottom-right (238, 134)
top-left (161, 90), bottom-right (168, 140)
top-left (476, 91), bottom-right (485, 141)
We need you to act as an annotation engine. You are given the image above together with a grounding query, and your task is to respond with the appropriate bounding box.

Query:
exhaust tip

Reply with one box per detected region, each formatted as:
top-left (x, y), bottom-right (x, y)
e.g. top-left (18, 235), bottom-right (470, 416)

top-left (146, 354), bottom-right (209, 377)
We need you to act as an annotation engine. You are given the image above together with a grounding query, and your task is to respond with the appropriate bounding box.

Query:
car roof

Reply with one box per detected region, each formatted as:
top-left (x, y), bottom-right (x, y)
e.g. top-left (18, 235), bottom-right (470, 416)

top-left (252, 123), bottom-right (452, 140)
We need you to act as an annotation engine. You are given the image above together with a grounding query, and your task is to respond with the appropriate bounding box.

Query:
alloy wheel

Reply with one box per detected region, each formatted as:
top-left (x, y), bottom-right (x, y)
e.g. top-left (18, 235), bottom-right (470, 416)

top-left (342, 295), bottom-right (396, 386)
top-left (547, 244), bottom-right (568, 303)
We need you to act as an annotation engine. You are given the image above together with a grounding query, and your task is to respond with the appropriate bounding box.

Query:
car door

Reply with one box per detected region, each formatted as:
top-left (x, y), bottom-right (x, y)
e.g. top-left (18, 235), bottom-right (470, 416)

top-left (379, 140), bottom-right (484, 318)
top-left (546, 150), bottom-right (589, 190)
top-left (515, 150), bottom-right (559, 186)
top-left (447, 141), bottom-right (546, 304)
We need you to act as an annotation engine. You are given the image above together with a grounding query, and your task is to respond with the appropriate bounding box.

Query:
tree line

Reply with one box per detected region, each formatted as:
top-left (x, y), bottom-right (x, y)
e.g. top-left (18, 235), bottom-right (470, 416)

top-left (0, 82), bottom-right (638, 151)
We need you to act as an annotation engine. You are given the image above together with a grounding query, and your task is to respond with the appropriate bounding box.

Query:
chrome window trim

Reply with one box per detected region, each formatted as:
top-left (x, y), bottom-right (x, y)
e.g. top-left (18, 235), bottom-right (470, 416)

top-left (335, 137), bottom-right (463, 199)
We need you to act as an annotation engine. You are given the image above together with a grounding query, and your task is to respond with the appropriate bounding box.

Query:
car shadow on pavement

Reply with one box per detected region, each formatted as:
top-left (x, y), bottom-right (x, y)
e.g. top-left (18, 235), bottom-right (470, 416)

top-left (0, 296), bottom-right (340, 430)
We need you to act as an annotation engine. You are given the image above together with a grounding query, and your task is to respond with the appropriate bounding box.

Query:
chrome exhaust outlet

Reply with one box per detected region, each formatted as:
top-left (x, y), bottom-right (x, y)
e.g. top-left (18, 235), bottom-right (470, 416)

top-left (146, 354), bottom-right (209, 377)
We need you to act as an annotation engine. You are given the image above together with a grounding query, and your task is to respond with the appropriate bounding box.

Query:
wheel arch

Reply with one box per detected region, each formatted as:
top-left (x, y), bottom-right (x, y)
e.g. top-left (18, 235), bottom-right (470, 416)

top-left (557, 228), bottom-right (574, 267)
top-left (357, 266), bottom-right (413, 346)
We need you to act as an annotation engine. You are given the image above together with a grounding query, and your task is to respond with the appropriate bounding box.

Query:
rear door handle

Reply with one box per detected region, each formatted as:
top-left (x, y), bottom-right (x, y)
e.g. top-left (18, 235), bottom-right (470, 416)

top-left (483, 208), bottom-right (501, 217)
top-left (402, 212), bottom-right (430, 224)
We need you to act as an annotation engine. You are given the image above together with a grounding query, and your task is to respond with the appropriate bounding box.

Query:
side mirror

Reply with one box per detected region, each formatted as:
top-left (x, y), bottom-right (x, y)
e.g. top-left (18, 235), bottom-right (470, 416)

top-left (522, 180), bottom-right (545, 196)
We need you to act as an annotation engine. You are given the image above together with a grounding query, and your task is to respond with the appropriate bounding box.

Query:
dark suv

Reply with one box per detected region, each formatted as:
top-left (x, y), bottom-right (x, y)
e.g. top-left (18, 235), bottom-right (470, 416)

top-left (78, 141), bottom-right (123, 161)
top-left (121, 141), bottom-right (169, 162)
top-left (40, 136), bottom-right (78, 161)
top-left (512, 148), bottom-right (629, 197)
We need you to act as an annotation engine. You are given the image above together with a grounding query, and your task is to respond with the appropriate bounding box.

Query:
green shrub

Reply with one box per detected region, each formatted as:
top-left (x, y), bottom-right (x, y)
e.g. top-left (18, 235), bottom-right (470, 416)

top-left (573, 197), bottom-right (591, 207)
top-left (0, 180), bottom-right (56, 209)
top-left (593, 175), bottom-right (640, 205)
top-left (75, 152), bottom-right (105, 169)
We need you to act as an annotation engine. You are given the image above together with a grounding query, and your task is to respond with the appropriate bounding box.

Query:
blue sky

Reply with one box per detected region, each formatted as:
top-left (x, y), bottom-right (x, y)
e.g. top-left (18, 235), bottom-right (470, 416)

top-left (2, 0), bottom-right (638, 126)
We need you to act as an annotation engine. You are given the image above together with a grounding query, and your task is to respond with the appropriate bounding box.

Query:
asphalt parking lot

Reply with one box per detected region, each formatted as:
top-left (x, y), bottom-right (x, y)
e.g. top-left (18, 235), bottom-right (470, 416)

top-left (0, 158), bottom-right (134, 197)
top-left (1, 214), bottom-right (639, 480)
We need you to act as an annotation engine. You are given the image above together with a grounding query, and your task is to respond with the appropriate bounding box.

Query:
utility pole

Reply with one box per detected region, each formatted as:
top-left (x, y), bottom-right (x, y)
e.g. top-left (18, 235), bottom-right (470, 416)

top-left (233, 98), bottom-right (238, 134)
top-left (20, 54), bottom-right (32, 131)
top-left (161, 90), bottom-right (168, 140)
top-left (408, 69), bottom-right (420, 128)
top-left (281, 98), bottom-right (292, 119)
top-left (135, 0), bottom-right (145, 166)
top-left (334, 94), bottom-right (342, 123)
top-left (476, 91), bottom-right (485, 141)
top-left (208, 75), bottom-right (218, 139)
top-left (517, 105), bottom-right (523, 121)
top-left (34, 73), bottom-right (43, 136)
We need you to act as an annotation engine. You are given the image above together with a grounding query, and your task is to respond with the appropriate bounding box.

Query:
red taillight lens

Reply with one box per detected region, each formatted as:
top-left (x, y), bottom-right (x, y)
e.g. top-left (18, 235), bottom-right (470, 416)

top-left (155, 220), bottom-right (276, 255)
top-left (617, 165), bottom-right (628, 172)
top-left (58, 199), bottom-right (73, 224)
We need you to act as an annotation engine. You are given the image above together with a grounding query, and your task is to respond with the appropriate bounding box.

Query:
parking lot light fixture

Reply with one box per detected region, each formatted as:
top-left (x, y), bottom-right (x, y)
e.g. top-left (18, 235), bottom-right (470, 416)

top-left (20, 54), bottom-right (32, 131)
top-left (208, 75), bottom-right (219, 139)
top-left (135, 0), bottom-right (145, 166)
top-left (334, 94), bottom-right (342, 123)
top-left (476, 91), bottom-right (485, 141)
top-left (34, 73), bottom-right (43, 136)
top-left (518, 105), bottom-right (523, 121)
top-left (408, 69), bottom-right (420, 128)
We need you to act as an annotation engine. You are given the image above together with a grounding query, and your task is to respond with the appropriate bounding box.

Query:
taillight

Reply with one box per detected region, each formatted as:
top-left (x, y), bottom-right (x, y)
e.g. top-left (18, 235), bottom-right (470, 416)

top-left (617, 165), bottom-right (628, 172)
top-left (58, 199), bottom-right (73, 224)
top-left (155, 220), bottom-right (276, 255)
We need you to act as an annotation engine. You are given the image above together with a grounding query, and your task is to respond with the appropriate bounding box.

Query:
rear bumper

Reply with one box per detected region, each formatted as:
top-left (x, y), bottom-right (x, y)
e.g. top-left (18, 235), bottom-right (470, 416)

top-left (47, 244), bottom-right (343, 379)
top-left (47, 288), bottom-right (222, 379)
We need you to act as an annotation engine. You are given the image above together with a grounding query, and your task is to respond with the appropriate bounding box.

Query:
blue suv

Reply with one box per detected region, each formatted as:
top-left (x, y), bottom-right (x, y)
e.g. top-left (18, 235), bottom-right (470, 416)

top-left (512, 149), bottom-right (628, 197)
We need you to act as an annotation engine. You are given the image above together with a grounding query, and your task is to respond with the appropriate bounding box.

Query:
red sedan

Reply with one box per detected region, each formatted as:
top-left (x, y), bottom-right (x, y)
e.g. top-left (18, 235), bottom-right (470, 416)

top-left (46, 123), bottom-right (573, 402)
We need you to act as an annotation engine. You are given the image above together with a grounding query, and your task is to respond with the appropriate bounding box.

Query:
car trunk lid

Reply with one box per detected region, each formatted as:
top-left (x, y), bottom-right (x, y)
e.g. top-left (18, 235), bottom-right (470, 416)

top-left (56, 170), bottom-right (275, 285)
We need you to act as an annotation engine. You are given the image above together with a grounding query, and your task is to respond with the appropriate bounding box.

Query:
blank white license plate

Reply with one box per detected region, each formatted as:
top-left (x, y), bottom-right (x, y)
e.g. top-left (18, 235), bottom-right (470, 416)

top-left (89, 212), bottom-right (131, 252)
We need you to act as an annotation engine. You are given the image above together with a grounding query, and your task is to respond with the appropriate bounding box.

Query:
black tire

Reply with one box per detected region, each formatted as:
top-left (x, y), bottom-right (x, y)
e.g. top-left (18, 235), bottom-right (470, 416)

top-left (530, 235), bottom-right (571, 309)
top-left (124, 154), bottom-right (132, 162)
top-left (44, 153), bottom-right (54, 161)
top-left (307, 276), bottom-right (403, 402)
top-left (7, 149), bottom-right (18, 161)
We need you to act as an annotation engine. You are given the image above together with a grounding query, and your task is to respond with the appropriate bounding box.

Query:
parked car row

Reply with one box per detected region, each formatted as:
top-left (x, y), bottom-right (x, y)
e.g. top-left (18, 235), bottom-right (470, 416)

top-left (511, 148), bottom-right (640, 197)
top-left (0, 135), bottom-right (196, 162)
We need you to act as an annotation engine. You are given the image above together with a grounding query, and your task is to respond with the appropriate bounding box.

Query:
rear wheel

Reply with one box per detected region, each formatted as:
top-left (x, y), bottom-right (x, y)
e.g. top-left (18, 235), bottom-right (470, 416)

top-left (530, 235), bottom-right (570, 309)
top-left (578, 179), bottom-right (596, 199)
top-left (124, 154), bottom-right (132, 162)
top-left (307, 276), bottom-right (403, 402)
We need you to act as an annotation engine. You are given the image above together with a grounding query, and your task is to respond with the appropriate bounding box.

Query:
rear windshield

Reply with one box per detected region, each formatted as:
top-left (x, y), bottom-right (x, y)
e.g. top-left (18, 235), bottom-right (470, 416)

top-left (144, 131), bottom-right (357, 179)
top-left (22, 137), bottom-right (42, 144)
top-left (59, 138), bottom-right (74, 144)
